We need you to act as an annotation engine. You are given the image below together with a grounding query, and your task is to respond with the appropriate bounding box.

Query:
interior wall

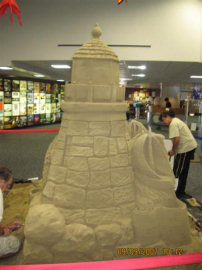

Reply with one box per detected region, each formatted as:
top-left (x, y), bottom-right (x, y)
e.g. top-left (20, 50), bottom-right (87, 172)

top-left (160, 84), bottom-right (181, 108)
top-left (0, 0), bottom-right (201, 65)
top-left (161, 84), bottom-right (180, 99)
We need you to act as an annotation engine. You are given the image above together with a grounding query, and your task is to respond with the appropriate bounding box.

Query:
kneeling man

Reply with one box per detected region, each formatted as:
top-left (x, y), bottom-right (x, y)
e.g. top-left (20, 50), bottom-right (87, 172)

top-left (0, 167), bottom-right (22, 259)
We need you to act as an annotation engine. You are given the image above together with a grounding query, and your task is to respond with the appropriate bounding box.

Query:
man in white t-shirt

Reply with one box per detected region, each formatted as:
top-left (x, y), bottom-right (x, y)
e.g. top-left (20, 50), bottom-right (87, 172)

top-left (0, 167), bottom-right (22, 259)
top-left (159, 110), bottom-right (197, 199)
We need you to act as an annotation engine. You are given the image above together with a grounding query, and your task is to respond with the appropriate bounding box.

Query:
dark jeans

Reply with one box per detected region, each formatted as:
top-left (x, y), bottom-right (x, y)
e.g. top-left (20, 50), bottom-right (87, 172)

top-left (173, 148), bottom-right (195, 197)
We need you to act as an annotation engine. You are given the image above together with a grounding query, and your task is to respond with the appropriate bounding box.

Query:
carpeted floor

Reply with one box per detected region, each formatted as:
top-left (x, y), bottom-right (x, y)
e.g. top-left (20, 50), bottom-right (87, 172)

top-left (0, 124), bottom-right (59, 181)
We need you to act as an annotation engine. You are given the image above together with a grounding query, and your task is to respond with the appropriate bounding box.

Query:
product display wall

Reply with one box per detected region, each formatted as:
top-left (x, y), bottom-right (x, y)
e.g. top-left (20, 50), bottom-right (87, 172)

top-left (0, 78), bottom-right (64, 129)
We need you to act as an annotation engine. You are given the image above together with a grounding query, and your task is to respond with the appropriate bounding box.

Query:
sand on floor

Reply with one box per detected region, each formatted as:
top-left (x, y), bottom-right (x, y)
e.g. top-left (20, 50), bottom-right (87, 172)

top-left (0, 181), bottom-right (201, 268)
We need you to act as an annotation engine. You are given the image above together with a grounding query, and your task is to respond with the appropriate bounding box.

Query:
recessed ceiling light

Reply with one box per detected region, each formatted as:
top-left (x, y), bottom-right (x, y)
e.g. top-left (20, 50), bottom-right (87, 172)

top-left (51, 64), bottom-right (71, 69)
top-left (190, 75), bottom-right (202, 79)
top-left (132, 74), bottom-right (145, 77)
top-left (128, 65), bottom-right (146, 70)
top-left (0, 67), bottom-right (13, 70)
top-left (57, 80), bottom-right (65, 82)
top-left (34, 74), bottom-right (45, 78)
top-left (120, 78), bottom-right (132, 81)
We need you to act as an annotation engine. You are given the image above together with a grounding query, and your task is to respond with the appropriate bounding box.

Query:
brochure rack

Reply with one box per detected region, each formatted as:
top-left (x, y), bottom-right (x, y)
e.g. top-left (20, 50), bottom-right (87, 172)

top-left (0, 78), bottom-right (65, 129)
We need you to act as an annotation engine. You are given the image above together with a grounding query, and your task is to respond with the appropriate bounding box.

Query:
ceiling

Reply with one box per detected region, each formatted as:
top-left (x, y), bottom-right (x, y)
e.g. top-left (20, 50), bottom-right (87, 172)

top-left (1, 60), bottom-right (202, 86)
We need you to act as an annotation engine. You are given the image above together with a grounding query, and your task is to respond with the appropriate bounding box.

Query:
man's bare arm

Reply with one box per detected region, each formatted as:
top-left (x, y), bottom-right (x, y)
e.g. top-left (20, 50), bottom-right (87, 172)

top-left (168, 137), bottom-right (180, 156)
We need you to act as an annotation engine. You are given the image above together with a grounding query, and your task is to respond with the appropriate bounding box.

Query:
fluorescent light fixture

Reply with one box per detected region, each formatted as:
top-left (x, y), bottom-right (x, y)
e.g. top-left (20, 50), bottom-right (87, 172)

top-left (128, 65), bottom-right (146, 70)
top-left (34, 74), bottom-right (45, 78)
top-left (51, 64), bottom-right (71, 69)
top-left (120, 78), bottom-right (132, 81)
top-left (0, 67), bottom-right (13, 70)
top-left (190, 75), bottom-right (202, 79)
top-left (57, 80), bottom-right (65, 82)
top-left (132, 74), bottom-right (145, 77)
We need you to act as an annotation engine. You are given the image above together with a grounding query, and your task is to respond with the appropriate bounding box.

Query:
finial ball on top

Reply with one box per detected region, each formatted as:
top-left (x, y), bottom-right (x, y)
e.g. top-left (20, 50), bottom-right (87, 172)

top-left (92, 23), bottom-right (102, 39)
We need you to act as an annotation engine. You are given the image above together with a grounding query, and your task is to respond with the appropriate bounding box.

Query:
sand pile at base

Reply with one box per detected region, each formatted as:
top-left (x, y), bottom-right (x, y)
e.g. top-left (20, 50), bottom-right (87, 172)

top-left (0, 181), bottom-right (202, 269)
top-left (3, 182), bottom-right (35, 225)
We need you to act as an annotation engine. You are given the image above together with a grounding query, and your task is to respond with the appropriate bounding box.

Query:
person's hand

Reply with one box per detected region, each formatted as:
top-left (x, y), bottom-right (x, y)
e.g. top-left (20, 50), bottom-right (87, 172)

top-left (168, 150), bottom-right (175, 157)
top-left (1, 225), bottom-right (12, 236)
top-left (7, 221), bottom-right (23, 231)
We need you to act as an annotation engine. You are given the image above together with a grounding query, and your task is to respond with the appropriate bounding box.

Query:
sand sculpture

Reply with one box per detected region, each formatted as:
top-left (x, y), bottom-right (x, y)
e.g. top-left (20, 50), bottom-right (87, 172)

top-left (23, 24), bottom-right (191, 264)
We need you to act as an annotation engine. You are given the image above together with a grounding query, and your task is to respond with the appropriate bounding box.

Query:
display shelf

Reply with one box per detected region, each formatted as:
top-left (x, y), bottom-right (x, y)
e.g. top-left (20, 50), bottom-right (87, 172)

top-left (0, 78), bottom-right (65, 129)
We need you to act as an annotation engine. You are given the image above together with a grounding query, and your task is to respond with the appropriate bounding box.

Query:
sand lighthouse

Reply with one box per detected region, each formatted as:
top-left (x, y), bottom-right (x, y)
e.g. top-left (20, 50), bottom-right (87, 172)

top-left (23, 24), bottom-right (191, 264)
